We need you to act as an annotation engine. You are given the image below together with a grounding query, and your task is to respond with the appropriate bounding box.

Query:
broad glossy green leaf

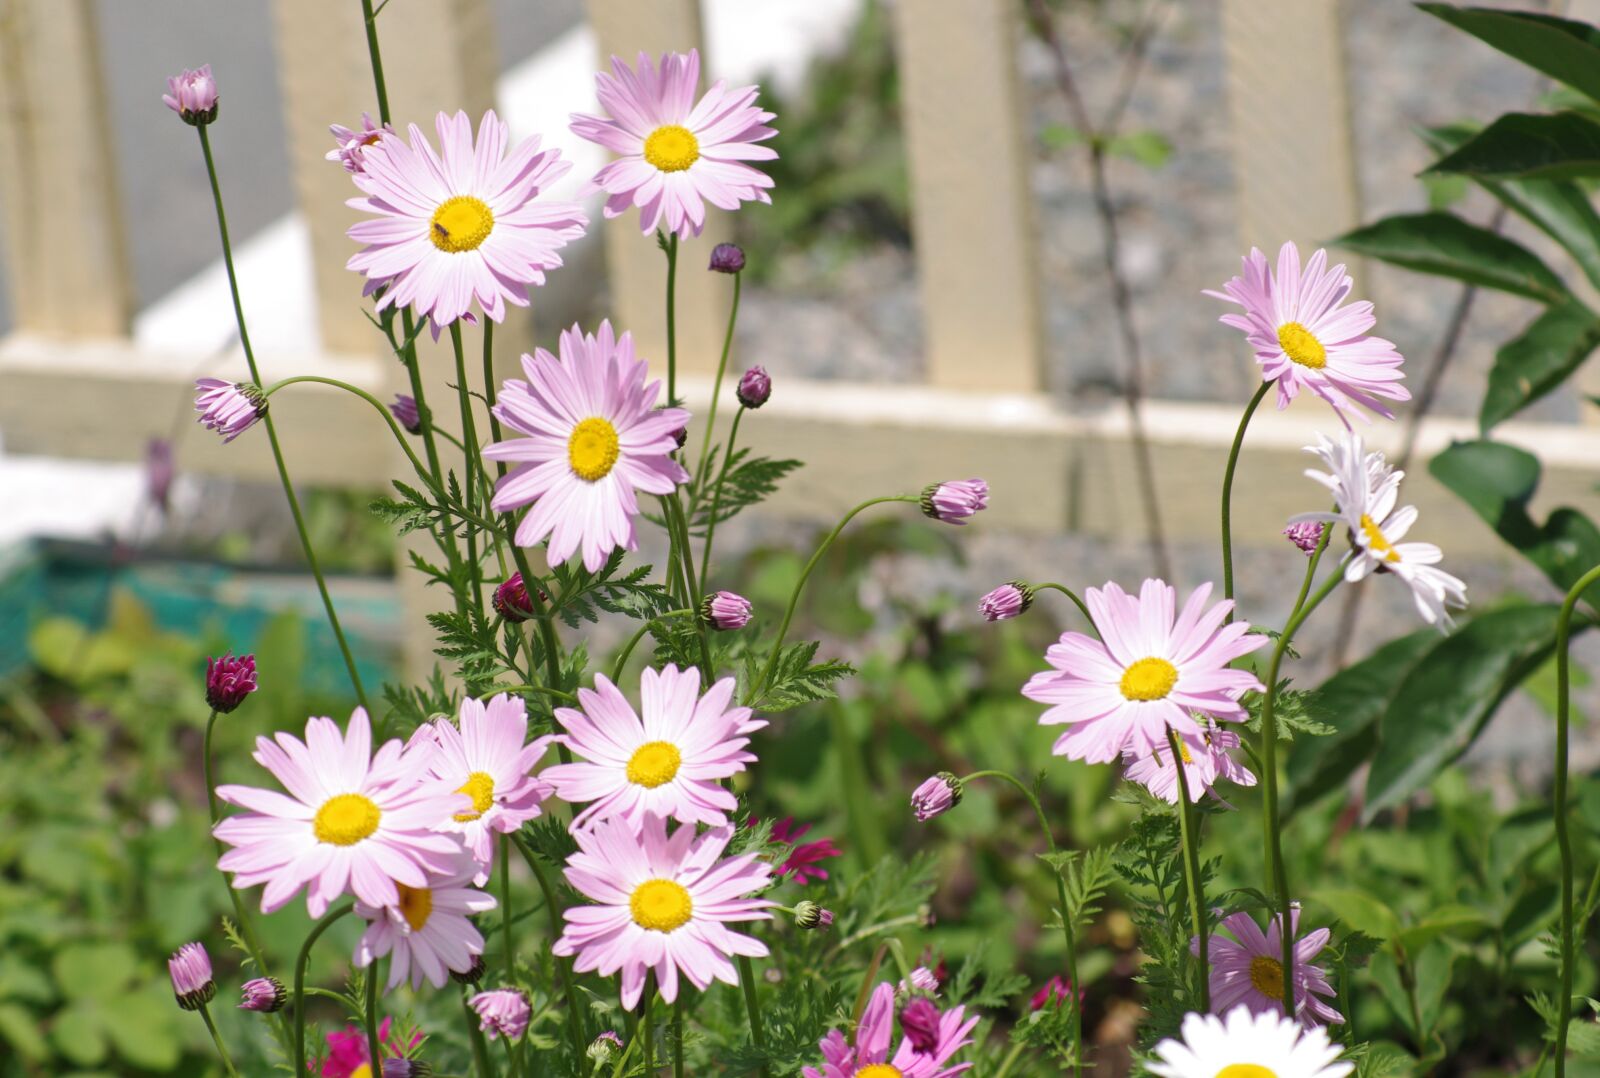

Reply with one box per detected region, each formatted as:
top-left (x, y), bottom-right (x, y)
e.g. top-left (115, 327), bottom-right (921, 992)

top-left (1335, 212), bottom-right (1570, 303)
top-left (99, 989), bottom-right (180, 1071)
top-left (1419, 5), bottom-right (1600, 104)
top-left (1481, 303), bottom-right (1600, 429)
top-left (49, 1003), bottom-right (106, 1067)
top-left (1427, 111), bottom-right (1600, 181)
top-left (52, 943), bottom-right (136, 1001)
top-left (1414, 941), bottom-right (1456, 1040)
top-left (1312, 888), bottom-right (1400, 941)
top-left (1395, 905), bottom-right (1490, 955)
top-left (1430, 440), bottom-right (1600, 602)
top-left (1364, 604), bottom-right (1564, 819)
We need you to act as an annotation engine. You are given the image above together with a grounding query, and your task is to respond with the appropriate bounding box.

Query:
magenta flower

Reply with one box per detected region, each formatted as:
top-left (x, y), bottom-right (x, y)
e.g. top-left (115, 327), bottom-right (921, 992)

top-left (167, 942), bottom-right (214, 1011)
top-left (354, 855), bottom-right (496, 990)
top-left (922, 480), bottom-right (988, 525)
top-left (238, 976), bottom-right (287, 1012)
top-left (766, 817), bottom-right (841, 884)
top-left (1207, 242), bottom-right (1409, 426)
top-left (389, 393), bottom-right (421, 434)
top-left (327, 112), bottom-right (393, 175)
top-left (702, 590), bottom-right (753, 630)
top-left (213, 708), bottom-right (467, 917)
top-left (1022, 579), bottom-right (1266, 764)
top-left (900, 997), bottom-right (943, 1053)
top-left (1283, 520), bottom-right (1325, 556)
top-left (163, 65), bottom-right (218, 124)
top-left (346, 110), bottom-right (587, 329)
top-left (979, 582), bottom-right (1032, 622)
top-left (803, 982), bottom-right (978, 1078)
top-left (205, 652), bottom-right (257, 714)
top-left (709, 243), bottom-right (746, 273)
top-left (1122, 721), bottom-right (1256, 804)
top-left (543, 665), bottom-right (764, 828)
top-left (571, 49), bottom-right (777, 238)
top-left (195, 378), bottom-right (266, 442)
top-left (485, 321), bottom-right (690, 572)
top-left (322, 1018), bottom-right (418, 1078)
top-left (553, 813), bottom-right (773, 1009)
top-left (911, 773), bottom-right (962, 822)
top-left (736, 365), bottom-right (771, 409)
top-left (470, 989), bottom-right (532, 1041)
top-left (491, 572), bottom-right (545, 622)
top-left (1197, 908), bottom-right (1343, 1028)
top-left (1030, 975), bottom-right (1082, 1011)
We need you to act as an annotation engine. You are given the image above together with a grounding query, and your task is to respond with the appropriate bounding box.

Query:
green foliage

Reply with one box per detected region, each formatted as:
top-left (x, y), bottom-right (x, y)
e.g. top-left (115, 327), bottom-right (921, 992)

top-left (687, 450), bottom-right (804, 533)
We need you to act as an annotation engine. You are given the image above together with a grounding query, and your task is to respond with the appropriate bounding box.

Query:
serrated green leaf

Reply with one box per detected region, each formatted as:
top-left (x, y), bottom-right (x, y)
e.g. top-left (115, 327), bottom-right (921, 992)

top-left (1335, 211), bottom-right (1570, 303)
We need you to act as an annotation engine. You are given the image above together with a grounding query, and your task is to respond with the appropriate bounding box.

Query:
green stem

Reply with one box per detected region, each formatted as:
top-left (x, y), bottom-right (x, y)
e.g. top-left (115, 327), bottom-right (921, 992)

top-left (610, 610), bottom-right (696, 684)
top-left (1220, 380), bottom-right (1273, 618)
top-left (512, 835), bottom-right (586, 1058)
top-left (673, 993), bottom-right (686, 1078)
top-left (196, 125), bottom-right (369, 712)
top-left (452, 323), bottom-right (488, 628)
top-left (1552, 563), bottom-right (1600, 1076)
top-left (666, 234), bottom-right (680, 406)
top-left (992, 1039), bottom-right (1029, 1078)
top-left (693, 272), bottom-right (742, 490)
top-left (642, 977), bottom-right (656, 1073)
top-left (1033, 581), bottom-right (1094, 626)
top-left (364, 959), bottom-right (382, 1074)
top-left (1167, 727), bottom-right (1209, 1012)
top-left (1259, 568), bottom-right (1342, 1018)
top-left (204, 711), bottom-right (267, 966)
top-left (263, 374), bottom-right (431, 480)
top-left (197, 1002), bottom-right (242, 1078)
top-left (737, 954), bottom-right (771, 1078)
top-left (698, 407), bottom-right (745, 585)
top-left (293, 902), bottom-right (353, 1072)
top-left (359, 0), bottom-right (392, 123)
top-left (663, 496), bottom-right (715, 678)
top-left (748, 495), bottom-right (918, 703)
top-left (500, 838), bottom-right (515, 985)
top-left (464, 987), bottom-right (498, 1078)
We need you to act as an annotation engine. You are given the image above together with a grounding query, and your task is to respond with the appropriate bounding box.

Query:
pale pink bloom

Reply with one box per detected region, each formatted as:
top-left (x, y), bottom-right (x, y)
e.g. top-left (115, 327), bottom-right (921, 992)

top-left (1283, 521), bottom-right (1326, 556)
top-left (803, 982), bottom-right (978, 1078)
top-left (354, 855), bottom-right (496, 990)
top-left (900, 966), bottom-right (940, 995)
top-left (571, 49), bottom-right (777, 238)
top-left (1151, 1006), bottom-right (1352, 1078)
top-left (485, 321), bottom-right (690, 572)
top-left (702, 590), bottom-right (753, 630)
top-left (1022, 579), bottom-right (1267, 764)
top-left (346, 110), bottom-right (587, 329)
top-left (979, 582), bottom-right (1031, 621)
top-left (470, 989), bottom-right (531, 1040)
top-left (1207, 242), bottom-right (1409, 426)
top-left (552, 813), bottom-right (772, 1009)
top-left (922, 479), bottom-right (988, 525)
top-left (1196, 908), bottom-right (1344, 1028)
top-left (194, 378), bottom-right (265, 442)
top-left (543, 665), bottom-right (763, 828)
top-left (1122, 721), bottom-right (1256, 804)
top-left (213, 708), bottom-right (467, 917)
top-left (168, 942), bottom-right (214, 1010)
top-left (411, 693), bottom-right (555, 883)
top-left (910, 774), bottom-right (962, 822)
top-left (238, 977), bottom-right (287, 1012)
top-left (328, 112), bottom-right (393, 175)
top-left (163, 65), bottom-right (218, 122)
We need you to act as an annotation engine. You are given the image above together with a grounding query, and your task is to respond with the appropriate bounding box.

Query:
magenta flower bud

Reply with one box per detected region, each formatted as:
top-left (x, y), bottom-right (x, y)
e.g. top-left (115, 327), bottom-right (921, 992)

top-left (471, 989), bottom-right (531, 1041)
top-left (1284, 520), bottom-right (1325, 555)
top-left (205, 652), bottom-right (257, 714)
top-left (168, 942), bottom-right (215, 1011)
top-left (921, 479), bottom-right (988, 525)
top-left (238, 976), bottom-right (287, 1013)
top-left (899, 997), bottom-right (942, 1054)
top-left (328, 112), bottom-right (393, 175)
top-left (195, 378), bottom-right (267, 442)
top-left (493, 573), bottom-right (545, 622)
top-left (736, 365), bottom-right (771, 409)
top-left (163, 65), bottom-right (219, 125)
top-left (146, 438), bottom-right (175, 513)
top-left (702, 590), bottom-right (753, 631)
top-left (382, 1061), bottom-right (433, 1078)
top-left (709, 243), bottom-right (746, 273)
top-left (910, 773), bottom-right (962, 822)
top-left (390, 393), bottom-right (422, 434)
top-left (1030, 975), bottom-right (1082, 1011)
top-left (979, 582), bottom-right (1033, 622)
top-left (901, 965), bottom-right (940, 994)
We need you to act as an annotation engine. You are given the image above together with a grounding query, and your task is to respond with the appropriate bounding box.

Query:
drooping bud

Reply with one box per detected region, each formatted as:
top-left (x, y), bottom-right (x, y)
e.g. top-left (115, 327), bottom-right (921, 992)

top-left (701, 590), bottom-right (753, 631)
top-left (736, 366), bottom-right (771, 409)
top-left (205, 652), bottom-right (258, 714)
top-left (195, 379), bottom-right (267, 442)
top-left (978, 582), bottom-right (1033, 622)
top-left (168, 942), bottom-right (216, 1011)
top-left (163, 65), bottom-right (219, 125)
top-left (793, 900), bottom-right (834, 931)
top-left (709, 243), bottom-right (746, 274)
top-left (1283, 520), bottom-right (1325, 556)
top-left (470, 989), bottom-right (531, 1041)
top-left (899, 997), bottom-right (942, 1054)
top-left (238, 976), bottom-right (288, 1013)
top-left (921, 479), bottom-right (989, 525)
top-left (450, 953), bottom-right (487, 986)
top-left (390, 394), bottom-right (422, 435)
top-left (910, 772), bottom-right (963, 822)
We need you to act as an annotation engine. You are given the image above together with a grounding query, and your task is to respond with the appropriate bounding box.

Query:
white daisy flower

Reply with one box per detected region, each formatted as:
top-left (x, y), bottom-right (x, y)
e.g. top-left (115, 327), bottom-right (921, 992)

top-left (1149, 1005), bottom-right (1353, 1078)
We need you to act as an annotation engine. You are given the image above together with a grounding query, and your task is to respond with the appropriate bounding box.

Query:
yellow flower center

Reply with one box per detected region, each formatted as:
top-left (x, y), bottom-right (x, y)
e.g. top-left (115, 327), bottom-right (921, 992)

top-left (630, 878), bottom-right (693, 932)
top-left (454, 771), bottom-right (496, 822)
top-left (626, 741), bottom-right (682, 788)
top-left (1177, 739), bottom-right (1193, 765)
top-left (644, 124), bottom-right (700, 172)
top-left (1120, 657), bottom-right (1179, 702)
top-left (568, 417), bottom-right (621, 482)
top-left (350, 1066), bottom-right (373, 1078)
top-left (855, 1067), bottom-right (904, 1078)
top-left (1249, 955), bottom-right (1284, 999)
top-left (1358, 513), bottom-right (1402, 563)
top-left (429, 195), bottom-right (494, 253)
top-left (396, 883), bottom-right (433, 933)
top-left (1277, 321), bottom-right (1327, 369)
top-left (1216, 1068), bottom-right (1277, 1078)
top-left (313, 793), bottom-right (381, 846)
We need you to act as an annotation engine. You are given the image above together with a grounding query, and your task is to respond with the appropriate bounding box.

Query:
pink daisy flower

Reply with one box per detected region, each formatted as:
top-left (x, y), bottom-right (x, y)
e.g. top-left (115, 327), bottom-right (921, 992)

top-left (571, 49), bottom-right (777, 239)
top-left (1207, 242), bottom-right (1410, 425)
top-left (213, 708), bottom-right (467, 917)
top-left (321, 1017), bottom-right (418, 1078)
top-left (485, 320), bottom-right (690, 572)
top-left (543, 665), bottom-right (764, 828)
top-left (803, 981), bottom-right (978, 1078)
top-left (328, 112), bottom-right (393, 175)
top-left (346, 110), bottom-right (587, 329)
top-left (411, 693), bottom-right (556, 883)
top-left (1022, 580), bottom-right (1267, 764)
top-left (354, 853), bottom-right (496, 990)
top-left (766, 817), bottom-right (842, 884)
top-left (552, 813), bottom-right (772, 1009)
top-left (1122, 720), bottom-right (1256, 804)
top-left (1196, 908), bottom-right (1344, 1028)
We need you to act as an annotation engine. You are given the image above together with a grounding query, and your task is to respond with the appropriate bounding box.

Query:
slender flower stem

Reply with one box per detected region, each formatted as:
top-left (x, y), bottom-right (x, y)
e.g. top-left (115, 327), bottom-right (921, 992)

top-left (1258, 568), bottom-right (1342, 1018)
top-left (293, 901), bottom-right (353, 1072)
top-left (960, 769), bottom-right (1081, 1078)
top-left (642, 977), bottom-right (656, 1073)
top-left (698, 407), bottom-right (745, 585)
top-left (674, 993), bottom-right (686, 1078)
top-left (748, 496), bottom-right (919, 702)
top-left (1553, 563), bottom-right (1600, 1076)
top-left (263, 374), bottom-right (431, 480)
top-left (611, 610), bottom-right (696, 683)
top-left (359, 0), bottom-right (392, 122)
top-left (197, 1002), bottom-right (242, 1078)
top-left (737, 954), bottom-right (771, 1078)
top-left (665, 234), bottom-right (680, 406)
top-left (1220, 380), bottom-right (1273, 617)
top-left (1033, 582), bottom-right (1094, 626)
top-left (364, 958), bottom-right (382, 1075)
top-left (512, 835), bottom-right (586, 1058)
top-left (992, 1039), bottom-right (1029, 1078)
top-left (664, 496), bottom-right (715, 678)
top-left (196, 126), bottom-right (369, 712)
top-left (452, 323), bottom-right (489, 625)
top-left (694, 271), bottom-right (743, 490)
top-left (500, 838), bottom-right (516, 985)
top-left (1166, 727), bottom-right (1209, 1012)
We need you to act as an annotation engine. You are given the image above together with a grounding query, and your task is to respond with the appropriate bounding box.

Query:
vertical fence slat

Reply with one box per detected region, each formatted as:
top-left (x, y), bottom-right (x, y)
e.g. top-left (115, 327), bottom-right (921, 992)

top-left (582, 0), bottom-right (733, 379)
top-left (892, 0), bottom-right (1043, 393)
top-left (0, 0), bottom-right (132, 338)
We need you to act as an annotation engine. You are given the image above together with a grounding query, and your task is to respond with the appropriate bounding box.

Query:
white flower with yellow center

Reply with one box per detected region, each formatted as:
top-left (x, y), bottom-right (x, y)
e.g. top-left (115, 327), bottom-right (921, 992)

top-left (553, 813), bottom-right (772, 1009)
top-left (354, 856), bottom-right (497, 990)
top-left (213, 708), bottom-right (469, 918)
top-left (1150, 1005), bottom-right (1353, 1078)
top-left (485, 320), bottom-right (690, 572)
top-left (570, 48), bottom-right (778, 239)
top-left (543, 664), bottom-right (765, 828)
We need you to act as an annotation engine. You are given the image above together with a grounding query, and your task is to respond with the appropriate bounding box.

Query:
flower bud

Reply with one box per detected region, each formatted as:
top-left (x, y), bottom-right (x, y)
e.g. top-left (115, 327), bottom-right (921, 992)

top-left (168, 942), bottom-right (215, 1011)
top-left (450, 953), bottom-right (487, 986)
top-left (390, 394), bottom-right (422, 435)
top-left (470, 989), bottom-right (531, 1041)
top-left (328, 113), bottom-right (393, 175)
top-left (736, 366), bottom-right (771, 409)
top-left (709, 243), bottom-right (746, 274)
top-left (1030, 975), bottom-right (1082, 1011)
top-left (195, 378), bottom-right (267, 442)
top-left (793, 901), bottom-right (834, 931)
top-left (701, 590), bottom-right (753, 631)
top-left (238, 976), bottom-right (287, 1013)
top-left (587, 1030), bottom-right (625, 1068)
top-left (493, 573), bottom-right (545, 622)
top-left (205, 652), bottom-right (258, 714)
top-left (382, 1061), bottom-right (433, 1078)
top-left (979, 582), bottom-right (1033, 622)
top-left (921, 479), bottom-right (988, 525)
top-left (163, 65), bottom-right (218, 125)
top-left (910, 772), bottom-right (963, 822)
top-left (1283, 520), bottom-right (1325, 556)
top-left (899, 997), bottom-right (942, 1054)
